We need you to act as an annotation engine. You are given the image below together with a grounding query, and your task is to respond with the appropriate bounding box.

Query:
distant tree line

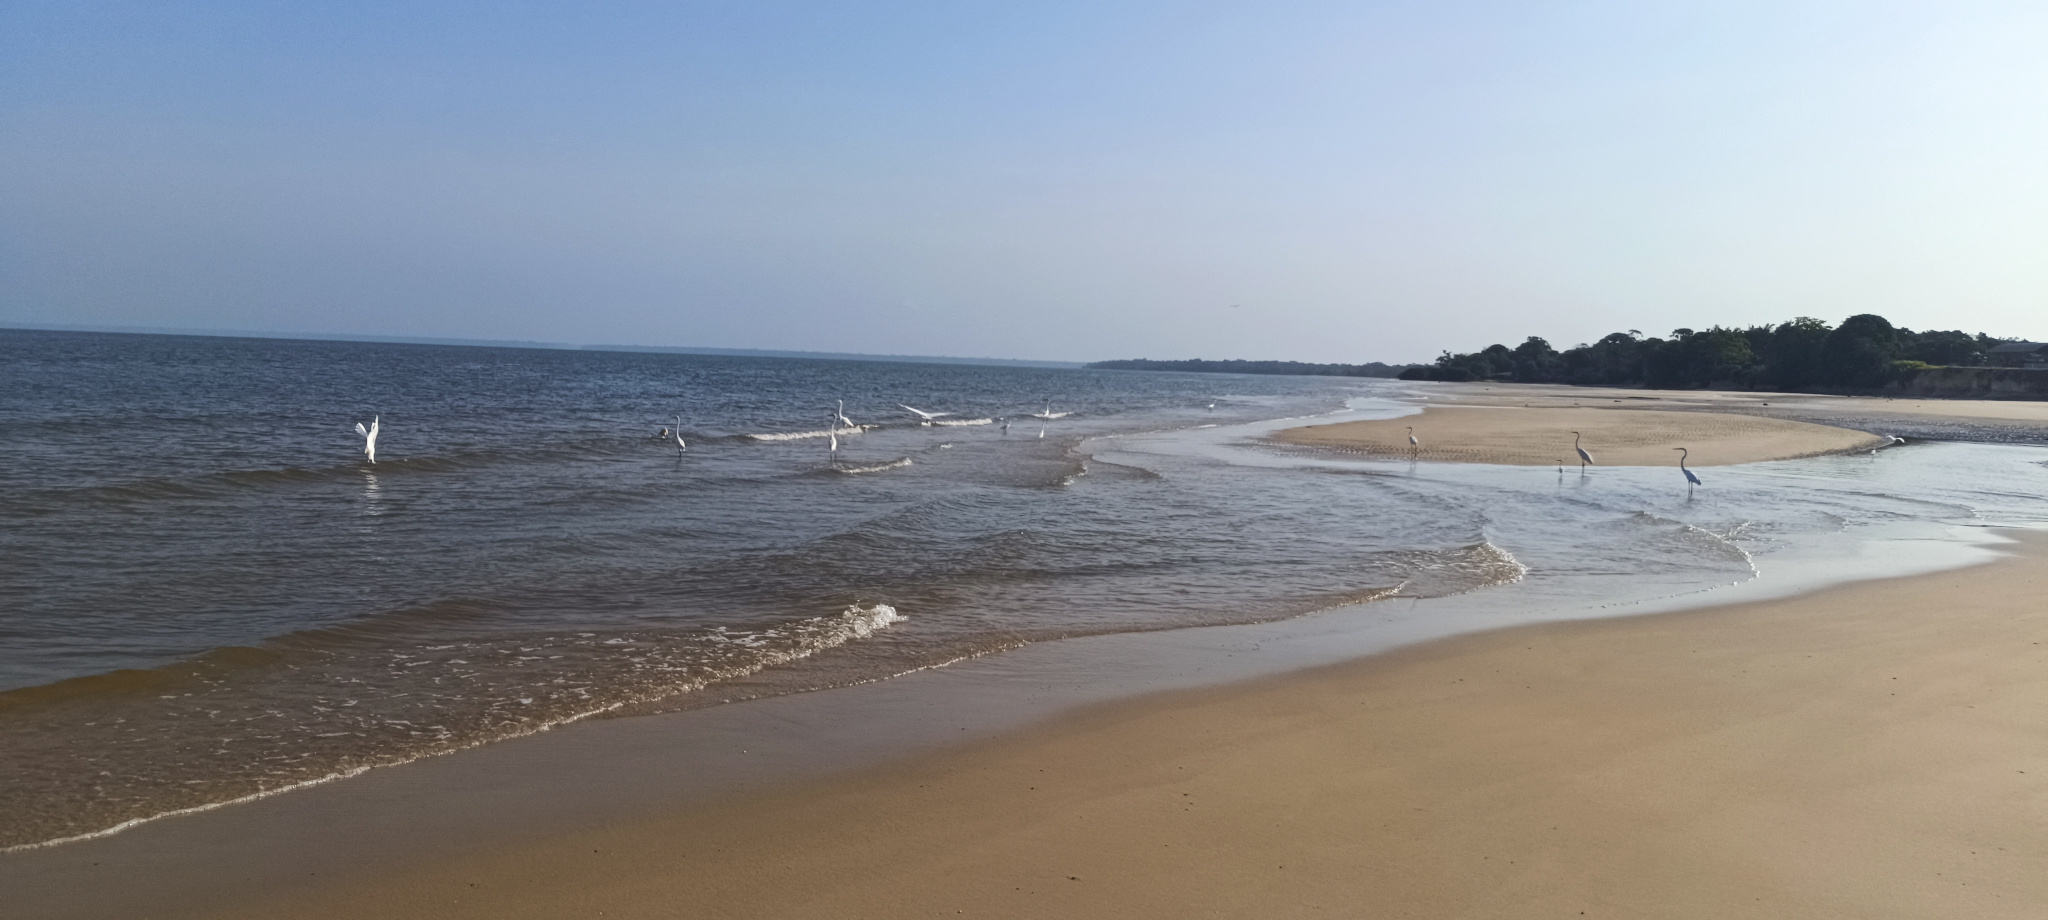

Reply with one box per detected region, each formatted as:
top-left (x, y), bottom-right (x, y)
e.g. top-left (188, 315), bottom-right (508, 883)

top-left (1398, 314), bottom-right (2010, 390)
top-left (1087, 358), bottom-right (1415, 378)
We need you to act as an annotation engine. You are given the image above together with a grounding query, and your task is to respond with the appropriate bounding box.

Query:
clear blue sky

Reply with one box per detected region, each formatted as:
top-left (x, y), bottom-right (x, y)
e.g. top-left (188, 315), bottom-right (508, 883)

top-left (4, 1), bottom-right (2045, 362)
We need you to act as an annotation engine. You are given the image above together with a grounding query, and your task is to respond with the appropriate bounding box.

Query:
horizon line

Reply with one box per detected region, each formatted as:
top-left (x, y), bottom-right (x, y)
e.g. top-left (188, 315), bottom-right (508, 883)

top-left (0, 322), bottom-right (1090, 370)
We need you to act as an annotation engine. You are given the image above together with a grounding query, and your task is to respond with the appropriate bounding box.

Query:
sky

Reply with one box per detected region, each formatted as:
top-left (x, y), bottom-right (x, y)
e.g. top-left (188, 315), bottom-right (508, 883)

top-left (4, 1), bottom-right (2046, 363)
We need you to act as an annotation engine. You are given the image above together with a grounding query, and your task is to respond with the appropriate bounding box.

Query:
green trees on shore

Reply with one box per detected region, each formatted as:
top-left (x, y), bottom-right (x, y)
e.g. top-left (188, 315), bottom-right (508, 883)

top-left (1400, 314), bottom-right (2008, 390)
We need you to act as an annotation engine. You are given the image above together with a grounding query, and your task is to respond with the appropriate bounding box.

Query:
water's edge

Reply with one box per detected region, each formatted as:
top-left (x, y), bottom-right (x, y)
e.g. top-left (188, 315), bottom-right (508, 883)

top-left (0, 437), bottom-right (2032, 920)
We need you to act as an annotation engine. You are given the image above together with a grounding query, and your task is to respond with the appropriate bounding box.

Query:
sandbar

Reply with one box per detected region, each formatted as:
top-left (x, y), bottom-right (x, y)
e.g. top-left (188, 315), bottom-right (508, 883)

top-left (1388, 380), bottom-right (2048, 440)
top-left (1276, 405), bottom-right (1887, 466)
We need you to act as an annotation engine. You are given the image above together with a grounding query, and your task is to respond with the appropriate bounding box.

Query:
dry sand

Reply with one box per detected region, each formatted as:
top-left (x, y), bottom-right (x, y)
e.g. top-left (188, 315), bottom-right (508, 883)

top-left (198, 532), bottom-right (2048, 920)
top-left (1275, 405), bottom-right (1887, 466)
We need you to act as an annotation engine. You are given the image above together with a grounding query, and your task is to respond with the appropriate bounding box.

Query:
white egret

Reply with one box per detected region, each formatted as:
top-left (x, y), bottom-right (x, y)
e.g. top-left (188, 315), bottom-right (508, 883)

top-left (1405, 425), bottom-right (1419, 456)
top-left (1028, 400), bottom-right (1061, 420)
top-left (835, 400), bottom-right (856, 431)
top-left (899, 404), bottom-right (950, 425)
top-left (354, 416), bottom-right (380, 464)
top-left (1000, 417), bottom-right (1011, 434)
top-left (672, 415), bottom-right (686, 455)
top-left (1571, 431), bottom-right (1594, 470)
top-left (1674, 447), bottom-right (1702, 487)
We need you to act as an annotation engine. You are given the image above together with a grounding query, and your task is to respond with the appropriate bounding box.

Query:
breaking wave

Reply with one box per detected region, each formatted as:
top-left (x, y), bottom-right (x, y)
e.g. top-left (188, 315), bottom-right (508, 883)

top-left (745, 426), bottom-right (869, 442)
top-left (834, 458), bottom-right (914, 474)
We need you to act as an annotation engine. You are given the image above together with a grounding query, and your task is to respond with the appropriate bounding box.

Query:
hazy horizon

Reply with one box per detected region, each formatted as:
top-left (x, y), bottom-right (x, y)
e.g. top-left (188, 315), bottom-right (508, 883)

top-left (7, 2), bottom-right (2047, 363)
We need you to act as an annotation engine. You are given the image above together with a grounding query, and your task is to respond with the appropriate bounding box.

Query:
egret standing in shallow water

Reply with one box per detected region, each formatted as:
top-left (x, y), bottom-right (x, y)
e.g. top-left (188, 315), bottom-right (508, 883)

top-left (1675, 447), bottom-right (1702, 492)
top-left (354, 416), bottom-right (379, 464)
top-left (1571, 431), bottom-right (1594, 471)
top-left (1405, 426), bottom-right (1419, 457)
top-left (671, 415), bottom-right (686, 455)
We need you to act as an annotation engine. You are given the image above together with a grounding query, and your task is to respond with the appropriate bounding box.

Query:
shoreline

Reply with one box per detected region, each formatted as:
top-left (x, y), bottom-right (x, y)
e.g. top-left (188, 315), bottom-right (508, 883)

top-left (0, 514), bottom-right (2026, 918)
top-left (92, 528), bottom-right (2048, 919)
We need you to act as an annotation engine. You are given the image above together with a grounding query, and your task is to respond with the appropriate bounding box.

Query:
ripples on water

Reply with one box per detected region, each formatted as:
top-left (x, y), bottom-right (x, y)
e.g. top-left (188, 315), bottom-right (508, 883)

top-left (4, 328), bottom-right (2047, 850)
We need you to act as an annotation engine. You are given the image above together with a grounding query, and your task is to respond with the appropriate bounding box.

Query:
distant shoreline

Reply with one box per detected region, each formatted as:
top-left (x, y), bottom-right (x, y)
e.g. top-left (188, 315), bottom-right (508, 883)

top-left (0, 325), bottom-right (1085, 370)
top-left (1086, 357), bottom-right (1418, 378)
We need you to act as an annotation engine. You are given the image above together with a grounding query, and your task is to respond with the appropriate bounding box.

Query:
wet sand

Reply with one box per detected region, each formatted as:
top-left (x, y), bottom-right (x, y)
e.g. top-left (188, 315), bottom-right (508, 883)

top-left (1275, 405), bottom-right (1887, 466)
top-left (165, 531), bottom-right (2048, 920)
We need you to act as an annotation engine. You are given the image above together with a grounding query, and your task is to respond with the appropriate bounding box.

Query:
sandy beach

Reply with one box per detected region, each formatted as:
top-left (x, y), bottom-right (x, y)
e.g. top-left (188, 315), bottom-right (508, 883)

top-left (1275, 405), bottom-right (1887, 466)
top-left (149, 529), bottom-right (2047, 920)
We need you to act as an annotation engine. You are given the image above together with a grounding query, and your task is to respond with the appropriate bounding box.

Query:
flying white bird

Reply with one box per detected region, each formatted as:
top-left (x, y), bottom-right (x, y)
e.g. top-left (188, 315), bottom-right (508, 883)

top-left (900, 404), bottom-right (950, 425)
top-left (1571, 431), bottom-right (1594, 471)
top-left (1029, 400), bottom-right (1061, 420)
top-left (354, 416), bottom-right (380, 464)
top-left (1674, 447), bottom-right (1702, 487)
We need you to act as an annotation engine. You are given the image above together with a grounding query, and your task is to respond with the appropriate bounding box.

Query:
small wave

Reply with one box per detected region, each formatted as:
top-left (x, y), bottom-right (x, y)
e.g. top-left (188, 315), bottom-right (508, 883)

top-left (1076, 458), bottom-right (1163, 481)
top-left (835, 458), bottom-right (914, 474)
top-left (745, 427), bottom-right (868, 442)
top-left (1290, 585), bottom-right (1407, 615)
top-left (0, 602), bottom-right (907, 852)
top-left (1030, 411), bottom-right (1071, 420)
top-left (1625, 512), bottom-right (1759, 575)
top-left (1372, 541), bottom-right (1529, 598)
top-left (933, 418), bottom-right (993, 426)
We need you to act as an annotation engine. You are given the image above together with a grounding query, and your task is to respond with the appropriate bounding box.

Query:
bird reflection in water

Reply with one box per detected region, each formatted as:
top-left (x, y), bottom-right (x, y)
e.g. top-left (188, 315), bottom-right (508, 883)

top-left (361, 470), bottom-right (384, 515)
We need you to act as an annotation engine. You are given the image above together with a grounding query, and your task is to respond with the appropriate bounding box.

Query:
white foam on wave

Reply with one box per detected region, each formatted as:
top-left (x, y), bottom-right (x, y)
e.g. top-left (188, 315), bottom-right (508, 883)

top-left (1031, 411), bottom-right (1071, 420)
top-left (933, 418), bottom-right (993, 426)
top-left (5, 602), bottom-right (909, 855)
top-left (746, 426), bottom-right (868, 442)
top-left (836, 458), bottom-right (914, 474)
